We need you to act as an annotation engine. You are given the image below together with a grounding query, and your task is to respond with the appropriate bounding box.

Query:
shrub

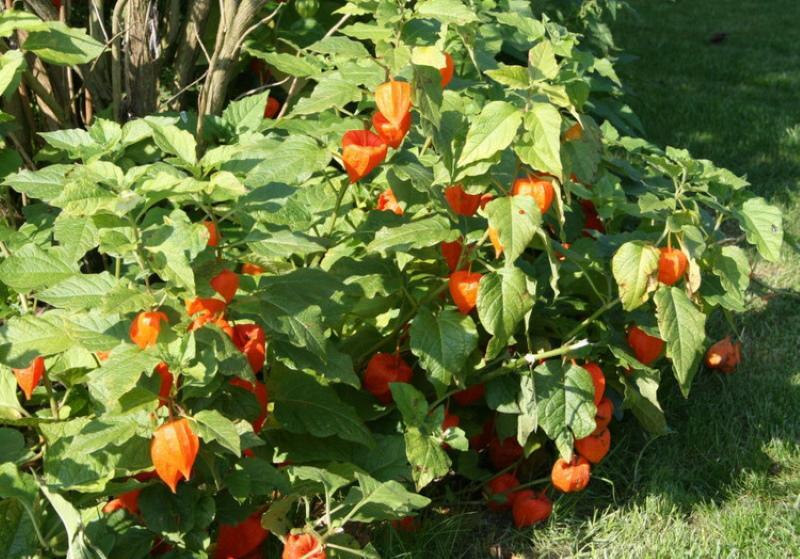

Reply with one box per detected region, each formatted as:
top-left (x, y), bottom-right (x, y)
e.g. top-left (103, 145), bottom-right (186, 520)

top-left (0, 1), bottom-right (783, 557)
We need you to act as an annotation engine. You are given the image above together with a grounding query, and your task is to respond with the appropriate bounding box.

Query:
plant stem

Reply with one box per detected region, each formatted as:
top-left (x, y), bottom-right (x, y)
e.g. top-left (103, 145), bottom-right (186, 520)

top-left (565, 297), bottom-right (621, 340)
top-left (43, 375), bottom-right (59, 420)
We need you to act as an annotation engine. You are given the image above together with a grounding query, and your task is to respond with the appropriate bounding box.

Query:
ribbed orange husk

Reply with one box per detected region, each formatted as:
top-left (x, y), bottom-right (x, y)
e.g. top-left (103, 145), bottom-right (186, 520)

top-left (210, 269), bottom-right (239, 303)
top-left (204, 221), bottom-right (220, 247)
top-left (375, 80), bottom-right (412, 127)
top-left (439, 52), bottom-right (455, 87)
top-left (13, 356), bottom-right (45, 400)
top-left (658, 247), bottom-right (688, 285)
top-left (341, 130), bottom-right (388, 183)
top-left (151, 418), bottom-right (200, 493)
top-left (563, 122), bottom-right (583, 141)
top-left (448, 270), bottom-right (482, 314)
top-left (582, 362), bottom-right (605, 404)
top-left (241, 262), bottom-right (265, 275)
top-left (214, 511), bottom-right (269, 559)
top-left (186, 298), bottom-right (227, 330)
top-left (512, 490), bottom-right (552, 527)
top-left (574, 428), bottom-right (611, 464)
top-left (372, 111), bottom-right (411, 149)
top-left (154, 362), bottom-right (174, 405)
top-left (444, 185), bottom-right (483, 216)
top-left (627, 325), bottom-right (665, 365)
top-left (376, 188), bottom-right (404, 215)
top-left (129, 311), bottom-right (168, 349)
top-left (264, 96), bottom-right (281, 119)
top-left (551, 456), bottom-right (591, 493)
top-left (363, 352), bottom-right (413, 404)
top-left (705, 336), bottom-right (742, 373)
top-left (593, 397), bottom-right (614, 435)
top-left (440, 240), bottom-right (463, 272)
top-left (232, 323), bottom-right (266, 373)
top-left (282, 533), bottom-right (326, 559)
top-left (512, 175), bottom-right (555, 215)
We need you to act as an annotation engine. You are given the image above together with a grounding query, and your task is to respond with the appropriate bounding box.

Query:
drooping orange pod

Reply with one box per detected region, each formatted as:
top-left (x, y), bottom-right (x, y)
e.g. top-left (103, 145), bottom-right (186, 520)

top-left (264, 96), bottom-right (281, 119)
top-left (241, 262), bottom-right (265, 276)
top-left (12, 356), bottom-right (45, 400)
top-left (582, 362), bottom-right (605, 405)
top-left (563, 122), bottom-right (583, 142)
top-left (593, 397), bottom-right (614, 435)
top-left (444, 185), bottom-right (483, 216)
top-left (130, 311), bottom-right (169, 349)
top-left (512, 175), bottom-right (555, 215)
top-left (375, 80), bottom-right (412, 127)
top-left (448, 270), bottom-right (482, 314)
top-left (440, 240), bottom-right (464, 272)
top-left (150, 418), bottom-right (200, 493)
top-left (186, 298), bottom-right (227, 331)
top-left (488, 435), bottom-right (524, 470)
top-left (512, 490), bottom-right (552, 528)
top-left (232, 323), bottom-right (266, 373)
top-left (575, 428), bottom-right (611, 464)
top-left (103, 488), bottom-right (142, 515)
top-left (372, 111), bottom-right (411, 149)
top-left (282, 533), bottom-right (326, 559)
top-left (580, 200), bottom-right (604, 235)
top-left (658, 247), bottom-right (688, 285)
top-left (705, 336), bottom-right (742, 373)
top-left (211, 269), bottom-right (240, 303)
top-left (363, 352), bottom-right (413, 404)
top-left (439, 52), bottom-right (455, 87)
top-left (391, 516), bottom-right (419, 532)
top-left (551, 456), bottom-right (591, 493)
top-left (214, 511), bottom-right (269, 559)
top-left (204, 221), bottom-right (220, 247)
top-left (212, 317), bottom-right (235, 339)
top-left (627, 325), bottom-right (665, 365)
top-left (485, 472), bottom-right (520, 511)
top-left (376, 188), bottom-right (403, 215)
top-left (488, 227), bottom-right (503, 258)
top-left (452, 383), bottom-right (486, 406)
top-left (154, 362), bottom-right (173, 405)
top-left (229, 377), bottom-right (269, 433)
top-left (341, 130), bottom-right (388, 183)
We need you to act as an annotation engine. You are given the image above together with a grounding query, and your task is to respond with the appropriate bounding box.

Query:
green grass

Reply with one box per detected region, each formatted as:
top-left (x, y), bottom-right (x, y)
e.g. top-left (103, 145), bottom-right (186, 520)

top-left (377, 1), bottom-right (800, 556)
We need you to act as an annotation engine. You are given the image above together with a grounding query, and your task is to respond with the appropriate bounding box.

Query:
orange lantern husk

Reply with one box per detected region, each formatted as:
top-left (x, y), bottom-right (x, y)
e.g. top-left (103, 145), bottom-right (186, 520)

top-left (341, 130), bottom-right (388, 183)
top-left (150, 418), bottom-right (200, 493)
top-left (12, 356), bottom-right (45, 400)
top-left (372, 111), bottom-right (411, 149)
top-left (375, 80), bottom-right (412, 127)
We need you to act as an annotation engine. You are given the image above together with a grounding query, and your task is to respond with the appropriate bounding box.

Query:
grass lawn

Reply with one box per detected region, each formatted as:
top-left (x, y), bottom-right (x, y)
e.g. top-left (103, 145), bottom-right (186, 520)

top-left (376, 1), bottom-right (800, 556)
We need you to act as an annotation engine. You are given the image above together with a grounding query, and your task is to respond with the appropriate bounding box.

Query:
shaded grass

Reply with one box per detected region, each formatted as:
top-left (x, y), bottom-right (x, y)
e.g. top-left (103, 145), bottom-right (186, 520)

top-left (378, 0), bottom-right (800, 556)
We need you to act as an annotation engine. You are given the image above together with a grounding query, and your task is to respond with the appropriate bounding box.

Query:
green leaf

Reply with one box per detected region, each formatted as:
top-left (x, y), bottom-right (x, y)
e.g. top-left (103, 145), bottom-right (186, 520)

top-left (612, 241), bottom-right (660, 311)
top-left (291, 73), bottom-right (362, 115)
top-left (40, 484), bottom-right (100, 559)
top-left (340, 23), bottom-right (395, 43)
top-left (0, 10), bottom-right (46, 38)
top-left (0, 313), bottom-right (72, 367)
top-left (485, 64), bottom-right (529, 89)
top-left (23, 22), bottom-right (104, 65)
top-left (144, 118), bottom-right (197, 166)
top-left (655, 286), bottom-right (706, 398)
top-left (245, 48), bottom-right (322, 77)
top-left (736, 197), bottom-right (783, 262)
top-left (38, 128), bottom-right (100, 160)
top-left (710, 245), bottom-right (750, 301)
top-left (308, 36), bottom-right (370, 59)
top-left (37, 272), bottom-right (117, 310)
top-left (0, 498), bottom-right (37, 558)
top-left (390, 383), bottom-right (429, 427)
top-left (248, 230), bottom-right (325, 259)
top-left (367, 215), bottom-right (455, 254)
top-left (246, 135), bottom-right (330, 187)
top-left (3, 164), bottom-right (69, 202)
top-left (477, 268), bottom-right (533, 351)
top-left (0, 244), bottom-right (77, 292)
top-left (485, 195), bottom-right (541, 263)
top-left (193, 410), bottom-right (241, 456)
top-left (53, 216), bottom-right (99, 262)
top-left (142, 210), bottom-right (207, 292)
top-left (415, 0), bottom-right (478, 25)
top-left (528, 40), bottom-right (559, 81)
top-left (85, 345), bottom-right (160, 406)
top-left (404, 427), bottom-right (450, 490)
top-left (270, 367), bottom-right (373, 446)
top-left (340, 473), bottom-right (431, 523)
top-left (515, 102), bottom-right (562, 178)
top-left (0, 50), bottom-right (26, 98)
top-left (534, 361), bottom-right (597, 459)
top-left (409, 307), bottom-right (478, 394)
top-left (222, 91), bottom-right (270, 133)
top-left (457, 101), bottom-right (522, 167)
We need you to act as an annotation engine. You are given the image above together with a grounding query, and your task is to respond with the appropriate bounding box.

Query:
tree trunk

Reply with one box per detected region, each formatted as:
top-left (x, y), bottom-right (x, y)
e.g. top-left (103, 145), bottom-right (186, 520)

top-left (125, 0), bottom-right (160, 117)
top-left (169, 0), bottom-right (211, 110)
